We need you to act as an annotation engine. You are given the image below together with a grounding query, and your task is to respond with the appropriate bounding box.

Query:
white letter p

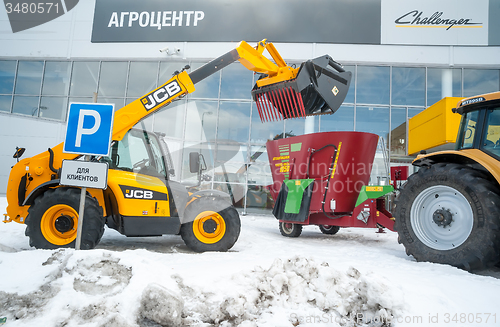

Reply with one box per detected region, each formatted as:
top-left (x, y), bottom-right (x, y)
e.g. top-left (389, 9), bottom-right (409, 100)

top-left (75, 109), bottom-right (101, 147)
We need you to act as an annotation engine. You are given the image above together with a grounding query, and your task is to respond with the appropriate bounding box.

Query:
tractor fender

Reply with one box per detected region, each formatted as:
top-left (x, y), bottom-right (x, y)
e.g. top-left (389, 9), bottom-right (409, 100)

top-left (182, 189), bottom-right (233, 224)
top-left (23, 180), bottom-right (61, 206)
top-left (23, 181), bottom-right (106, 216)
top-left (413, 149), bottom-right (500, 186)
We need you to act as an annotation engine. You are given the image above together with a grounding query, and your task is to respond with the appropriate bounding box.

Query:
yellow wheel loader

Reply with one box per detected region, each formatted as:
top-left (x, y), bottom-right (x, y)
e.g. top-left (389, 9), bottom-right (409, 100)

top-left (394, 91), bottom-right (500, 270)
top-left (3, 40), bottom-right (351, 251)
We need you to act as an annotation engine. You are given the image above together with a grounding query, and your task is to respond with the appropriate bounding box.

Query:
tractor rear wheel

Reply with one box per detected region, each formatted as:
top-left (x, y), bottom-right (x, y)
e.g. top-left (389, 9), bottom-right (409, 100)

top-left (319, 225), bottom-right (340, 235)
top-left (25, 188), bottom-right (105, 250)
top-left (279, 222), bottom-right (302, 237)
top-left (180, 197), bottom-right (240, 252)
top-left (394, 163), bottom-right (500, 271)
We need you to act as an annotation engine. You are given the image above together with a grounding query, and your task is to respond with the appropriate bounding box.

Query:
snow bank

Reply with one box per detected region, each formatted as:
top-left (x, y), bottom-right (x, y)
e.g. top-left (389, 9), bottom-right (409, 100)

top-left (0, 249), bottom-right (403, 327)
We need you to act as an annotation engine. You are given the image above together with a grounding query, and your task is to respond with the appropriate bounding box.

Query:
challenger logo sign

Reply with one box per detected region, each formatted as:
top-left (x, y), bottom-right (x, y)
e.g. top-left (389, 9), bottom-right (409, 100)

top-left (381, 0), bottom-right (488, 46)
top-left (395, 10), bottom-right (483, 30)
top-left (140, 80), bottom-right (182, 111)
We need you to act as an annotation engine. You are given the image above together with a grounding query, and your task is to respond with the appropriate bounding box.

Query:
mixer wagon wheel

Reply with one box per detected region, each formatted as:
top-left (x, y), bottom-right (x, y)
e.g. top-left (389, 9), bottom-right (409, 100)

top-left (279, 222), bottom-right (302, 237)
top-left (394, 163), bottom-right (500, 271)
top-left (319, 225), bottom-right (340, 235)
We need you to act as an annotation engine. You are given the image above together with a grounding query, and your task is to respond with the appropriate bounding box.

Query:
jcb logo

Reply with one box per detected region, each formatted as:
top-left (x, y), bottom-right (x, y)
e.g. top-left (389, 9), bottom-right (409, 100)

top-left (119, 185), bottom-right (168, 201)
top-left (125, 190), bottom-right (153, 199)
top-left (140, 80), bottom-right (182, 111)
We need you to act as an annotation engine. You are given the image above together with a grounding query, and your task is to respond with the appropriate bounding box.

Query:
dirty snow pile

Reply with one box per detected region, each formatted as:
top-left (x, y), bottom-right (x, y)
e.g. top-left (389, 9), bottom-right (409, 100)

top-left (0, 248), bottom-right (402, 327)
top-left (2, 196), bottom-right (500, 327)
top-left (171, 256), bottom-right (403, 327)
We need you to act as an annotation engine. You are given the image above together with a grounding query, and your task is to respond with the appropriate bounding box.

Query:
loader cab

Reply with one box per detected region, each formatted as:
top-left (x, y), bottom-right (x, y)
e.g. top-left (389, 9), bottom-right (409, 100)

top-left (101, 128), bottom-right (175, 180)
top-left (456, 103), bottom-right (500, 159)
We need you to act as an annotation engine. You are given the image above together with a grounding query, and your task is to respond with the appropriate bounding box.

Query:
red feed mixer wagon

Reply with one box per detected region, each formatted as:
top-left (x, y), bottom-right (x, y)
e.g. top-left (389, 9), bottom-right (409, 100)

top-left (266, 131), bottom-right (395, 237)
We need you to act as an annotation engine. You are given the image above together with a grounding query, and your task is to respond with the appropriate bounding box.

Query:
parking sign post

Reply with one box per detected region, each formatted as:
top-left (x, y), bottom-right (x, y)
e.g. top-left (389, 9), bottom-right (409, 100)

top-left (63, 102), bottom-right (114, 250)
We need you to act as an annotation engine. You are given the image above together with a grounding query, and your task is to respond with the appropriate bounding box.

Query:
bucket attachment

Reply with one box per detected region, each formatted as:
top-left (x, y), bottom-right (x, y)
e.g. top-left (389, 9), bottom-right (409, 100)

top-left (252, 56), bottom-right (352, 122)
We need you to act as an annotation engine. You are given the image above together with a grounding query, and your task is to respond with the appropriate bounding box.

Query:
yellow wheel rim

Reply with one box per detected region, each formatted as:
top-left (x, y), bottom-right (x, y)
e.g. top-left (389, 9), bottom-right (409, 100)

top-left (192, 211), bottom-right (226, 244)
top-left (40, 204), bottom-right (78, 246)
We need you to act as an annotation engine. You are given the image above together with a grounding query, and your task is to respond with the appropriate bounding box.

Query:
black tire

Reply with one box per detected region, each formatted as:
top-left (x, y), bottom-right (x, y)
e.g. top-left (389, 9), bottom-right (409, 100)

top-left (180, 197), bottom-right (240, 252)
top-left (25, 188), bottom-right (105, 250)
top-left (394, 163), bottom-right (500, 271)
top-left (279, 222), bottom-right (303, 237)
top-left (319, 225), bottom-right (340, 235)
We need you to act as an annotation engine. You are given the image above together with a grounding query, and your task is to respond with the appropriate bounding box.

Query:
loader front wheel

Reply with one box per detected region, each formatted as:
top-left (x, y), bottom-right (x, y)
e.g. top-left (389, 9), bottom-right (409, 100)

top-left (25, 188), bottom-right (105, 250)
top-left (394, 163), bottom-right (500, 270)
top-left (180, 197), bottom-right (240, 252)
top-left (319, 225), bottom-right (340, 235)
top-left (279, 222), bottom-right (302, 237)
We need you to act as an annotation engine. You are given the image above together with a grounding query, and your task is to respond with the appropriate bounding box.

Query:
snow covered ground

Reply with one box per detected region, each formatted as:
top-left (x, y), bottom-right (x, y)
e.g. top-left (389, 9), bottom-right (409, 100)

top-left (1, 195), bottom-right (500, 327)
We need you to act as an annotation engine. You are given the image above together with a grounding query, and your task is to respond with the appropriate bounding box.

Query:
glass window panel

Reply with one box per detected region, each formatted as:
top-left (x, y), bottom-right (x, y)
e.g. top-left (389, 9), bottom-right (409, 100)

top-left (12, 96), bottom-right (39, 116)
top-left (220, 64), bottom-right (253, 100)
top-left (69, 97), bottom-right (94, 106)
top-left (246, 184), bottom-right (274, 210)
top-left (0, 61), bottom-right (17, 94)
top-left (250, 105), bottom-right (284, 143)
top-left (356, 106), bottom-right (390, 143)
top-left (427, 68), bottom-right (462, 106)
top-left (249, 145), bottom-right (269, 165)
top-left (42, 61), bottom-right (71, 96)
top-left (218, 102), bottom-right (250, 143)
top-left (0, 95), bottom-right (12, 112)
top-left (344, 65), bottom-right (355, 104)
top-left (212, 182), bottom-right (246, 208)
top-left (39, 97), bottom-right (68, 120)
top-left (14, 61), bottom-right (43, 95)
top-left (153, 99), bottom-right (186, 139)
top-left (161, 138), bottom-right (182, 181)
top-left (98, 62), bottom-right (127, 97)
top-left (247, 160), bottom-right (272, 184)
top-left (184, 100), bottom-right (217, 142)
top-left (356, 66), bottom-right (390, 105)
top-left (284, 117), bottom-right (306, 137)
top-left (390, 107), bottom-right (407, 156)
top-left (463, 69), bottom-right (500, 98)
top-left (158, 62), bottom-right (182, 85)
top-left (96, 97), bottom-right (125, 111)
top-left (247, 161), bottom-right (275, 211)
top-left (70, 62), bottom-right (99, 97)
top-left (189, 62), bottom-right (220, 99)
top-left (320, 105), bottom-right (354, 132)
top-left (215, 143), bottom-right (247, 165)
top-left (127, 62), bottom-right (158, 97)
top-left (408, 107), bottom-right (424, 119)
top-left (181, 141), bottom-right (215, 186)
top-left (392, 67), bottom-right (425, 106)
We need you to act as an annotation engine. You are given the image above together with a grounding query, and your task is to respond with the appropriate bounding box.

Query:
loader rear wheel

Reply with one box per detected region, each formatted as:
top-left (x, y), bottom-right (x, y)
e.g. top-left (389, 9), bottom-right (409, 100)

top-left (394, 163), bottom-right (500, 271)
top-left (180, 197), bottom-right (240, 252)
top-left (25, 188), bottom-right (105, 250)
top-left (279, 222), bottom-right (302, 237)
top-left (319, 225), bottom-right (340, 235)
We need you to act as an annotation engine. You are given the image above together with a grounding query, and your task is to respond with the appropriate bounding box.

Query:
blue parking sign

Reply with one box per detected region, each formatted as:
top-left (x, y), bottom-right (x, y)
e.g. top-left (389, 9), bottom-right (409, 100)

top-left (64, 103), bottom-right (115, 156)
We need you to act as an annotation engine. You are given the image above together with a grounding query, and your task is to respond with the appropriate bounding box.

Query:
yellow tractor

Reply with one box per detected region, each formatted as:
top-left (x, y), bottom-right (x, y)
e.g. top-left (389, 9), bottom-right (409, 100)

top-left (3, 40), bottom-right (351, 251)
top-left (394, 91), bottom-right (500, 270)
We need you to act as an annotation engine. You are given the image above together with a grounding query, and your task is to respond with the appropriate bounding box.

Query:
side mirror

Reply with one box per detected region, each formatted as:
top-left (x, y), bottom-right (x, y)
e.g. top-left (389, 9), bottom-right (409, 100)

top-left (13, 147), bottom-right (25, 159)
top-left (13, 147), bottom-right (26, 162)
top-left (189, 152), bottom-right (200, 173)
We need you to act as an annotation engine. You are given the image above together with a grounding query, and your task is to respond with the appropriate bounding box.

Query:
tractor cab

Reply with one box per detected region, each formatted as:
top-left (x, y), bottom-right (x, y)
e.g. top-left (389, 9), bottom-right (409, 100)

top-left (455, 100), bottom-right (500, 159)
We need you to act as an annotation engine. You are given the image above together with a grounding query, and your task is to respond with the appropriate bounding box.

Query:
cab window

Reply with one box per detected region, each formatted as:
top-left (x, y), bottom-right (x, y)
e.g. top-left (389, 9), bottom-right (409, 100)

top-left (481, 107), bottom-right (500, 157)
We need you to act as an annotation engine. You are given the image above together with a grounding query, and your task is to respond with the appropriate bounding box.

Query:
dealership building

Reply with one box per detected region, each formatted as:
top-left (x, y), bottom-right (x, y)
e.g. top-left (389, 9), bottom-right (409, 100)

top-left (1, 0), bottom-right (499, 213)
